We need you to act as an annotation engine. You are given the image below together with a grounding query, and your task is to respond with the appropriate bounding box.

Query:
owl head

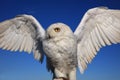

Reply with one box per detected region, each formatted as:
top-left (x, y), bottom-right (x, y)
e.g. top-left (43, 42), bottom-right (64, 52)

top-left (46, 23), bottom-right (73, 39)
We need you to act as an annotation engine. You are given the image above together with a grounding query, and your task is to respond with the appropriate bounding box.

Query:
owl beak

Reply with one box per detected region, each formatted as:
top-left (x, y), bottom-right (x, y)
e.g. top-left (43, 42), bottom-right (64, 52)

top-left (46, 34), bottom-right (51, 39)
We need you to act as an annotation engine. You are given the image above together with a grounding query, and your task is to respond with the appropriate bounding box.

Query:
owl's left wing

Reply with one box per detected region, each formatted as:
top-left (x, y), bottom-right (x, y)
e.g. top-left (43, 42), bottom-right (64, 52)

top-left (0, 14), bottom-right (46, 62)
top-left (74, 7), bottom-right (120, 73)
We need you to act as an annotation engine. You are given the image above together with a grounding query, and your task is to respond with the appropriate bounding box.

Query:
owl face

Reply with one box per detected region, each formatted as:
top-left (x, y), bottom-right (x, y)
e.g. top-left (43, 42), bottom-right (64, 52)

top-left (46, 23), bottom-right (73, 39)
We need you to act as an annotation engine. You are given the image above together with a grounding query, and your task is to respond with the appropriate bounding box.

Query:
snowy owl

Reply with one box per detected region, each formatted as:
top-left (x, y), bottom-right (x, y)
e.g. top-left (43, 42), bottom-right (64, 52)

top-left (0, 7), bottom-right (120, 80)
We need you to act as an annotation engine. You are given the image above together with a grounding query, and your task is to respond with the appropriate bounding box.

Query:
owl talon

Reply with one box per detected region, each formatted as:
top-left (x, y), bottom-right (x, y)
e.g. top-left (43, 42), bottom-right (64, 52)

top-left (53, 77), bottom-right (69, 80)
top-left (53, 78), bottom-right (63, 80)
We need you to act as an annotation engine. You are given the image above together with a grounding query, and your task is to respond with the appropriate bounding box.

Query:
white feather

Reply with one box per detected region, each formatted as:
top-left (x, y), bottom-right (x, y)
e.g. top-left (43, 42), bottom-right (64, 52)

top-left (74, 7), bottom-right (120, 73)
top-left (0, 14), bottom-right (45, 61)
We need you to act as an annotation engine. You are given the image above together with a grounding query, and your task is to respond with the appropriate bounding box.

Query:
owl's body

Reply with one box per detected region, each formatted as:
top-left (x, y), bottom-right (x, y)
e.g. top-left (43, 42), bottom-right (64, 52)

top-left (0, 7), bottom-right (120, 80)
top-left (43, 23), bottom-right (77, 79)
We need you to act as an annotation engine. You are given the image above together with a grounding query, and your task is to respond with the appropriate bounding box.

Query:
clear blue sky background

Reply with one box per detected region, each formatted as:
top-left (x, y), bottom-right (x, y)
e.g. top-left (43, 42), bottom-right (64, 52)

top-left (0, 0), bottom-right (120, 80)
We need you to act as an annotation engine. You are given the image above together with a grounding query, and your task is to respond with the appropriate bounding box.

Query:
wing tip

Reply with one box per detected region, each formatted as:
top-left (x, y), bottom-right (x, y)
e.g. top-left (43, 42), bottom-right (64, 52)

top-left (96, 6), bottom-right (108, 9)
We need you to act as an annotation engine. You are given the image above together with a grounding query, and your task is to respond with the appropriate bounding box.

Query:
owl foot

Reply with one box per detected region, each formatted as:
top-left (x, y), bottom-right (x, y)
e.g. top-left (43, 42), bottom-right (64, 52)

top-left (53, 78), bottom-right (63, 80)
top-left (53, 77), bottom-right (69, 80)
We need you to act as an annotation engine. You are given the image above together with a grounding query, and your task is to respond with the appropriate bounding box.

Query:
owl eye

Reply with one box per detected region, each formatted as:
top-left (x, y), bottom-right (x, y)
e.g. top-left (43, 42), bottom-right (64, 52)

top-left (54, 27), bottom-right (60, 32)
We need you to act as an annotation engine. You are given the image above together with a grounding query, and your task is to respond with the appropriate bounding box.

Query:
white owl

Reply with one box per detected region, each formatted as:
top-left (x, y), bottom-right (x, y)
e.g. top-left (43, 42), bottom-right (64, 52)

top-left (0, 7), bottom-right (120, 80)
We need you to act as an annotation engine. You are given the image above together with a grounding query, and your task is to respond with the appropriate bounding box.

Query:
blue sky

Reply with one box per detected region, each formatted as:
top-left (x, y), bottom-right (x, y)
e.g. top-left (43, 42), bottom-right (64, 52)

top-left (0, 0), bottom-right (120, 80)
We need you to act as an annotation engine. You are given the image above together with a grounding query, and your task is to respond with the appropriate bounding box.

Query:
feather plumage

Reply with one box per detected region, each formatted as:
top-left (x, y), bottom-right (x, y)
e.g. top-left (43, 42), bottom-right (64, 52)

top-left (74, 7), bottom-right (120, 73)
top-left (0, 14), bottom-right (45, 62)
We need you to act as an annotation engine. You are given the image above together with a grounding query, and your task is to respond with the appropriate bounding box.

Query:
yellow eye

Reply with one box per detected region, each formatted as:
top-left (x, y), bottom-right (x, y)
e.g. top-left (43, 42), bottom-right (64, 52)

top-left (54, 27), bottom-right (60, 32)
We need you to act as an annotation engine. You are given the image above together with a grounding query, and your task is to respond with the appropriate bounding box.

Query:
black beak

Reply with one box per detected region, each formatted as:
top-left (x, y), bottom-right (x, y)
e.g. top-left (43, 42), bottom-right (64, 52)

top-left (46, 34), bottom-right (51, 39)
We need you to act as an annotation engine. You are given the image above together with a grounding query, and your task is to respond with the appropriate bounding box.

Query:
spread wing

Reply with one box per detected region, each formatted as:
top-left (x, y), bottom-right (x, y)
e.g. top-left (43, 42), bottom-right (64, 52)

top-left (74, 7), bottom-right (120, 73)
top-left (0, 14), bottom-right (46, 62)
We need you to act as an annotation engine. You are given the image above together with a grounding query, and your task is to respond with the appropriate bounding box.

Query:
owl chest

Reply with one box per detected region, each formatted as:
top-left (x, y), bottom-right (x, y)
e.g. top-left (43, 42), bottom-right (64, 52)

top-left (43, 37), bottom-right (77, 60)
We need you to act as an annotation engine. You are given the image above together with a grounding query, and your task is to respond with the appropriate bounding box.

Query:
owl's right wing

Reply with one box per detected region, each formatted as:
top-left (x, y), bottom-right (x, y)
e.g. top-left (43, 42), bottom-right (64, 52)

top-left (0, 14), bottom-right (46, 62)
top-left (74, 7), bottom-right (120, 73)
